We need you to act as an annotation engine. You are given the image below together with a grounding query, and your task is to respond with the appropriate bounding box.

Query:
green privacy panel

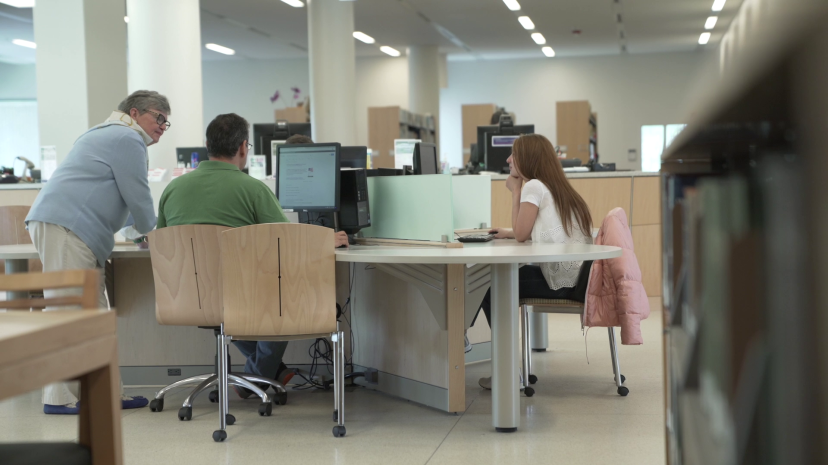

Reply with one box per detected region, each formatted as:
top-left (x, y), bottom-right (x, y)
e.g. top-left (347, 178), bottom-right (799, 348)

top-left (361, 174), bottom-right (454, 242)
top-left (451, 175), bottom-right (491, 230)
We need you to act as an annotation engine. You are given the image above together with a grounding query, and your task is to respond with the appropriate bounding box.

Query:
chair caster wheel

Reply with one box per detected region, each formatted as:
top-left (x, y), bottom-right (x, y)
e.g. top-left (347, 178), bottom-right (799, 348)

top-left (322, 380), bottom-right (332, 390)
top-left (617, 386), bottom-right (629, 396)
top-left (621, 374), bottom-right (626, 383)
top-left (212, 430), bottom-right (227, 442)
top-left (333, 425), bottom-right (346, 437)
top-left (150, 399), bottom-right (164, 412)
top-left (226, 414), bottom-right (235, 426)
top-left (333, 410), bottom-right (338, 422)
top-left (524, 387), bottom-right (535, 397)
top-left (178, 406), bottom-right (192, 421)
top-left (274, 392), bottom-right (287, 406)
top-left (258, 402), bottom-right (272, 416)
top-left (528, 374), bottom-right (538, 385)
top-left (208, 390), bottom-right (219, 403)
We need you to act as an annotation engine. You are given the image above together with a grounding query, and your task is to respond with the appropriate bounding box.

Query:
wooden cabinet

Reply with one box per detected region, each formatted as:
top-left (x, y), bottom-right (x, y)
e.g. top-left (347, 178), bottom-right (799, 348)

top-left (368, 106), bottom-right (437, 169)
top-left (556, 101), bottom-right (596, 165)
top-left (461, 104), bottom-right (497, 166)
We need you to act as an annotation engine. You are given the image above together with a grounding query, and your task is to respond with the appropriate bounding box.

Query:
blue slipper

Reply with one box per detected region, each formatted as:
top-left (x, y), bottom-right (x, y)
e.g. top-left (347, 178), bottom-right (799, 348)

top-left (44, 402), bottom-right (80, 415)
top-left (122, 395), bottom-right (148, 409)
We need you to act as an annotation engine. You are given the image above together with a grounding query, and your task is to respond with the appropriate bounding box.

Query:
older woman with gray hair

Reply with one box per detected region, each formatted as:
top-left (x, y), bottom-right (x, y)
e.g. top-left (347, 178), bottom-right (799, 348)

top-left (25, 90), bottom-right (170, 414)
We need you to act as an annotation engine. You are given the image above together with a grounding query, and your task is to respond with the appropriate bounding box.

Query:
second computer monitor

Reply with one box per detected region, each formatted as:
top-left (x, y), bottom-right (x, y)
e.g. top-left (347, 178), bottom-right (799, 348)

top-left (276, 143), bottom-right (340, 212)
top-left (413, 142), bottom-right (439, 175)
top-left (340, 146), bottom-right (368, 169)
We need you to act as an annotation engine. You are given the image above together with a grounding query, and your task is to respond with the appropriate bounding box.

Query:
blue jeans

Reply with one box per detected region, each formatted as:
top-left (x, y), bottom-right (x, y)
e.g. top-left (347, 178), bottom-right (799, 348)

top-left (232, 341), bottom-right (289, 379)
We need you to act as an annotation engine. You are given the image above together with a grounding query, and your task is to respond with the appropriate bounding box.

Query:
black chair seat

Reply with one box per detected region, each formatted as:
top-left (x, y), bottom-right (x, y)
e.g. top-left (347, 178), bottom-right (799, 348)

top-left (0, 443), bottom-right (91, 465)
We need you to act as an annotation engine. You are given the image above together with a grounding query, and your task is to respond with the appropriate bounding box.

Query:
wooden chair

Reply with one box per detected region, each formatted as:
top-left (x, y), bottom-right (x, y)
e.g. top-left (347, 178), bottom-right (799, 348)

top-left (219, 223), bottom-right (345, 441)
top-left (147, 225), bottom-right (286, 427)
top-left (0, 205), bottom-right (43, 275)
top-left (0, 269), bottom-right (99, 310)
top-left (519, 262), bottom-right (629, 398)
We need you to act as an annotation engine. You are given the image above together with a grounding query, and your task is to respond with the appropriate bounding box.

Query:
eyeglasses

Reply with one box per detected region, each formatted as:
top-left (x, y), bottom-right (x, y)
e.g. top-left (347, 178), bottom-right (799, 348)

top-left (145, 110), bottom-right (171, 130)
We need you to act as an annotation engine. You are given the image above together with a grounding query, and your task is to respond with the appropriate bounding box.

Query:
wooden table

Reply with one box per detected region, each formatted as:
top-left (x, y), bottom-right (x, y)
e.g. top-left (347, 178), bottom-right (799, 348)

top-left (0, 311), bottom-right (123, 465)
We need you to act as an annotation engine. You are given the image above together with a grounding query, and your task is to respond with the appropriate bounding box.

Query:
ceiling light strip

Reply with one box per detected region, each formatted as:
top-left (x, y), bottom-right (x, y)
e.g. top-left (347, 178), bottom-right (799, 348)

top-left (353, 31), bottom-right (375, 44)
top-left (12, 38), bottom-right (36, 49)
top-left (531, 33), bottom-right (546, 45)
top-left (711, 0), bottom-right (726, 11)
top-left (517, 16), bottom-right (534, 30)
top-left (502, 0), bottom-right (521, 11)
top-left (698, 32), bottom-right (711, 45)
top-left (704, 16), bottom-right (718, 29)
top-left (205, 43), bottom-right (235, 55)
top-left (380, 46), bottom-right (401, 57)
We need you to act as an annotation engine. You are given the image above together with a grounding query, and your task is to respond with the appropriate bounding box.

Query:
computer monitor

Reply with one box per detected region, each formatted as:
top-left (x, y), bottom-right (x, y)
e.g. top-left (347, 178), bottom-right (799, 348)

top-left (340, 146), bottom-right (368, 169)
top-left (176, 147), bottom-right (208, 167)
top-left (275, 143), bottom-right (340, 212)
top-left (476, 123), bottom-right (534, 173)
top-left (413, 143), bottom-right (439, 175)
top-left (253, 122), bottom-right (314, 175)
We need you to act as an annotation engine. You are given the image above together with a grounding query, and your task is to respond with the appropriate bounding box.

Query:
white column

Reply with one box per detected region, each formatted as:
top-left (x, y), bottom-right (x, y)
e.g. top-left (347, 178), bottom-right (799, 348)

top-left (126, 0), bottom-right (204, 173)
top-left (33, 0), bottom-right (128, 164)
top-left (407, 46), bottom-right (440, 118)
top-left (307, 0), bottom-right (357, 146)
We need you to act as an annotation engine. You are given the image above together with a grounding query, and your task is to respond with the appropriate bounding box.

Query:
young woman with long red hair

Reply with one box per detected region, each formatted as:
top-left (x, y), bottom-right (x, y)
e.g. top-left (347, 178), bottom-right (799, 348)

top-left (474, 133), bottom-right (594, 389)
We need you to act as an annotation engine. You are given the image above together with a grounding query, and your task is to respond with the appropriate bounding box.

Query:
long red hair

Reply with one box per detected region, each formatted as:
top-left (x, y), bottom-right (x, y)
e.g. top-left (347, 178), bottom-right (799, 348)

top-left (512, 134), bottom-right (593, 237)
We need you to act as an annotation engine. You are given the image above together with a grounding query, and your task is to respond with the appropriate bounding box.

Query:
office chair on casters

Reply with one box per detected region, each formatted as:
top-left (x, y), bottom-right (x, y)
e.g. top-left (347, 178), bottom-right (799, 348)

top-left (519, 262), bottom-right (629, 398)
top-left (146, 225), bottom-right (288, 427)
top-left (218, 223), bottom-right (346, 442)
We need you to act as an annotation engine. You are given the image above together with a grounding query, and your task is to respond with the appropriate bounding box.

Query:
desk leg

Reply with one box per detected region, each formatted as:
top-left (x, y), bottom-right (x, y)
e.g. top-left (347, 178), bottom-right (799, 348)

top-left (4, 258), bottom-right (29, 300)
top-left (491, 263), bottom-right (519, 432)
top-left (78, 338), bottom-right (123, 465)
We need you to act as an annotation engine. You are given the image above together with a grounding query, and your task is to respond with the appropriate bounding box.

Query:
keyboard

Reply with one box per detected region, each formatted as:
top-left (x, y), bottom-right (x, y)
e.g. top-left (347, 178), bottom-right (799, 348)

top-left (458, 234), bottom-right (495, 243)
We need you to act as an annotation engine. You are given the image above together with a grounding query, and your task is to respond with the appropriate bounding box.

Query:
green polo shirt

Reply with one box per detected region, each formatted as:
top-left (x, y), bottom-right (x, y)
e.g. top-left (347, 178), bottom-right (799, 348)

top-left (157, 160), bottom-right (288, 229)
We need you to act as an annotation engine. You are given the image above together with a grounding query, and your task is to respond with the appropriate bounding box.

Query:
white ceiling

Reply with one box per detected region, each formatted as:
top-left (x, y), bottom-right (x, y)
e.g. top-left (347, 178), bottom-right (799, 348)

top-left (0, 0), bottom-right (743, 65)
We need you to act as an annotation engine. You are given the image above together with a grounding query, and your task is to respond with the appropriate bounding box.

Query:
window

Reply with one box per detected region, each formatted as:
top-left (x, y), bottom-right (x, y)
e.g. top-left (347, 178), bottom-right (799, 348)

top-left (0, 100), bottom-right (39, 173)
top-left (641, 124), bottom-right (687, 172)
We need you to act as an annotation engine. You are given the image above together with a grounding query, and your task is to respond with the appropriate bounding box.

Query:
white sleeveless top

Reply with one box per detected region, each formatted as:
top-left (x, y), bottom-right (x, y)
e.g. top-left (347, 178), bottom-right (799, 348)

top-left (520, 179), bottom-right (593, 290)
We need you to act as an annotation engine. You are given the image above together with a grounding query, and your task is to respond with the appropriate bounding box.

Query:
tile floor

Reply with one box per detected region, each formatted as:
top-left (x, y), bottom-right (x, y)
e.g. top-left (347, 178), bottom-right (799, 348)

top-left (1, 298), bottom-right (665, 465)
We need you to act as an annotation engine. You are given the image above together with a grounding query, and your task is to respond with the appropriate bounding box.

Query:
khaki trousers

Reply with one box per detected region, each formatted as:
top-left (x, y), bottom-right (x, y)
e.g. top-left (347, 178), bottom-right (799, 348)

top-left (28, 221), bottom-right (113, 406)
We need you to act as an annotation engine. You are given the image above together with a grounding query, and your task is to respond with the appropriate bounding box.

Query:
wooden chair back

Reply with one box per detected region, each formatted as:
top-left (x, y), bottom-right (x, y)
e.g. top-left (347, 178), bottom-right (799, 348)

top-left (0, 205), bottom-right (42, 275)
top-left (220, 223), bottom-right (336, 339)
top-left (0, 269), bottom-right (99, 309)
top-left (148, 225), bottom-right (230, 327)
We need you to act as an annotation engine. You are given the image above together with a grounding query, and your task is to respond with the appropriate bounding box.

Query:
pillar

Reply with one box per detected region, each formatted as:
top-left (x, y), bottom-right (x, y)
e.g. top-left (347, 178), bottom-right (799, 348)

top-left (307, 0), bottom-right (357, 146)
top-left (33, 0), bottom-right (128, 164)
top-left (407, 46), bottom-right (441, 118)
top-left (126, 0), bottom-right (204, 173)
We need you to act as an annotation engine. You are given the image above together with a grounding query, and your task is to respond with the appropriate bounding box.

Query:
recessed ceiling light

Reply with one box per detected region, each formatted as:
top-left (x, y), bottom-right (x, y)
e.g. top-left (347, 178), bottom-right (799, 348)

top-left (124, 16), bottom-right (129, 23)
top-left (542, 46), bottom-right (555, 57)
top-left (281, 0), bottom-right (304, 7)
top-left (531, 33), bottom-right (546, 45)
top-left (502, 0), bottom-right (521, 11)
top-left (711, 0), bottom-right (726, 11)
top-left (0, 0), bottom-right (35, 7)
top-left (698, 32), bottom-right (711, 45)
top-left (517, 16), bottom-right (535, 30)
top-left (704, 16), bottom-right (717, 29)
top-left (353, 31), bottom-right (375, 44)
top-left (380, 46), bottom-right (401, 57)
top-left (205, 43), bottom-right (235, 55)
top-left (12, 39), bottom-right (36, 49)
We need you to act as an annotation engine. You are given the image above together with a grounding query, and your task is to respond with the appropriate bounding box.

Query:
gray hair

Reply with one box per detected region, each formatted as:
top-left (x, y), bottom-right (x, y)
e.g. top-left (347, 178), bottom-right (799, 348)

top-left (117, 90), bottom-right (171, 115)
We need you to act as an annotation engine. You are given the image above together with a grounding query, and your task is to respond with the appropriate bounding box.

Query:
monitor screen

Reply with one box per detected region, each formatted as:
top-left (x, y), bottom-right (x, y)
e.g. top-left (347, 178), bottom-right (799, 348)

top-left (414, 142), bottom-right (439, 175)
top-left (276, 143), bottom-right (340, 211)
top-left (340, 146), bottom-right (368, 169)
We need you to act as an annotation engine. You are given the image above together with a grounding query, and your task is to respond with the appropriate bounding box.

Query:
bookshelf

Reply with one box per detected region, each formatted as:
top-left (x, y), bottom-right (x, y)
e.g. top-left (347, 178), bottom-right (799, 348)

top-left (660, 1), bottom-right (828, 464)
top-left (556, 101), bottom-right (596, 165)
top-left (368, 106), bottom-right (437, 169)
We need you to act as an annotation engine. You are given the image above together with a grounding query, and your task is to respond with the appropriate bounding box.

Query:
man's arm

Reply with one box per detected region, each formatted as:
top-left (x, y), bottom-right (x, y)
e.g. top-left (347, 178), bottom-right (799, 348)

top-left (112, 134), bottom-right (157, 233)
top-left (254, 187), bottom-right (289, 224)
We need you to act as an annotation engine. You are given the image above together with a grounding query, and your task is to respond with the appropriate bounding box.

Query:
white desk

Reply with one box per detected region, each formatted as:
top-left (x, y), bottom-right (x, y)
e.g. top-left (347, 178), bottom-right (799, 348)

top-left (1, 241), bottom-right (622, 432)
top-left (335, 241), bottom-right (622, 433)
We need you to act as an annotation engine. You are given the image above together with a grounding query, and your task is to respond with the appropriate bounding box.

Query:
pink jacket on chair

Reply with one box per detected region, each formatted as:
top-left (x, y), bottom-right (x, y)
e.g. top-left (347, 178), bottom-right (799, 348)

top-left (583, 208), bottom-right (650, 345)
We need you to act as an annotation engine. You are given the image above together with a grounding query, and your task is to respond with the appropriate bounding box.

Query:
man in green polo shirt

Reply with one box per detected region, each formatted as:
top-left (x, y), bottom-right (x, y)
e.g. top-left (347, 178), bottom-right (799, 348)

top-left (157, 113), bottom-right (347, 398)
